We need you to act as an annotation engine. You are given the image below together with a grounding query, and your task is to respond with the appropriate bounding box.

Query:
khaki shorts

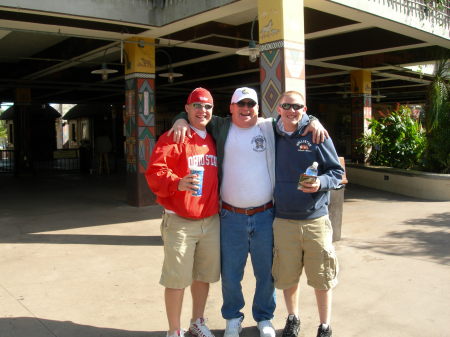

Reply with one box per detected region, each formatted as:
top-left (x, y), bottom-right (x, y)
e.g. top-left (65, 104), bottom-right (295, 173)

top-left (272, 215), bottom-right (338, 290)
top-left (159, 213), bottom-right (220, 289)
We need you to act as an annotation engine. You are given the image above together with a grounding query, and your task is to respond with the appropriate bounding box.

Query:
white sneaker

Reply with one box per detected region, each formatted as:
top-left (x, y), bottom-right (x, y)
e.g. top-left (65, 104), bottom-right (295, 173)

top-left (223, 316), bottom-right (244, 337)
top-left (257, 320), bottom-right (275, 337)
top-left (166, 329), bottom-right (185, 337)
top-left (189, 317), bottom-right (215, 337)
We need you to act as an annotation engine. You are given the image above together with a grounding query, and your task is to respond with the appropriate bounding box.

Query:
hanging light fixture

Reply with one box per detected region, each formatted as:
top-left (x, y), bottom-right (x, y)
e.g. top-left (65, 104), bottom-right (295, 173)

top-left (91, 62), bottom-right (118, 80)
top-left (157, 49), bottom-right (183, 83)
top-left (236, 16), bottom-right (259, 63)
top-left (159, 63), bottom-right (183, 83)
top-left (91, 49), bottom-right (118, 80)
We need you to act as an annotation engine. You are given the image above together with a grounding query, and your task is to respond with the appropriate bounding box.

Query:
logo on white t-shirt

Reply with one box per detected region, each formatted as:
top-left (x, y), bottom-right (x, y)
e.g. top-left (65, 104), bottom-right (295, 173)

top-left (251, 135), bottom-right (266, 152)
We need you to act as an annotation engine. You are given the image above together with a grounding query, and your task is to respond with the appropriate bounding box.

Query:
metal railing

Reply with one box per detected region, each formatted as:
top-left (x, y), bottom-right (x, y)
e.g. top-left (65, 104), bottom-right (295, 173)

top-left (369, 0), bottom-right (450, 29)
top-left (106, 0), bottom-right (187, 9)
top-left (34, 149), bottom-right (80, 171)
top-left (0, 149), bottom-right (81, 173)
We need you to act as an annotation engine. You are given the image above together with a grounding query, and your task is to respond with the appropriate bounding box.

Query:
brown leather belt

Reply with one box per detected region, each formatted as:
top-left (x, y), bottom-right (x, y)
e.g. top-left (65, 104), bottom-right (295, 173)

top-left (221, 201), bottom-right (273, 216)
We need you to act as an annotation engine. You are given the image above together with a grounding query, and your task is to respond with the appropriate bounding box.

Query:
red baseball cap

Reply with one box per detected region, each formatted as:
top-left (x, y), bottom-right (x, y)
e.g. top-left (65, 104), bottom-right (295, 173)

top-left (186, 87), bottom-right (213, 105)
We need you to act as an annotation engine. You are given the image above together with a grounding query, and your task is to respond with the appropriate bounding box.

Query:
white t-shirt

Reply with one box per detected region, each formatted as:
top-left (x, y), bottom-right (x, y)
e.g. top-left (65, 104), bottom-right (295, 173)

top-left (221, 123), bottom-right (272, 208)
top-left (190, 125), bottom-right (207, 139)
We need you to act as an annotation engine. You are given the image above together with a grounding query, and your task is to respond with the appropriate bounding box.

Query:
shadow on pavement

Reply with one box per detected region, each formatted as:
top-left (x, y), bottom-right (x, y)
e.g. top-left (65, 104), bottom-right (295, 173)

top-left (0, 173), bottom-right (164, 241)
top-left (349, 211), bottom-right (450, 266)
top-left (343, 183), bottom-right (434, 203)
top-left (343, 184), bottom-right (450, 265)
top-left (0, 234), bottom-right (163, 245)
top-left (383, 211), bottom-right (450, 265)
top-left (0, 317), bottom-right (164, 337)
top-left (0, 318), bottom-right (271, 337)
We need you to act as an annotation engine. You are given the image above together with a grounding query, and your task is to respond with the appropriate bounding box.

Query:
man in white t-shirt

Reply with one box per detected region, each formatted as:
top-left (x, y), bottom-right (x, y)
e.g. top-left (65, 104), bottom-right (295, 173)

top-left (219, 88), bottom-right (276, 337)
top-left (170, 87), bottom-right (327, 337)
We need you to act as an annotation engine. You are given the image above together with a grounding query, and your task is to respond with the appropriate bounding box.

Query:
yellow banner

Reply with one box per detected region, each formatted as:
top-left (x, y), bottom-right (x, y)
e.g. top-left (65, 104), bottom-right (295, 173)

top-left (351, 70), bottom-right (371, 94)
top-left (258, 0), bottom-right (303, 44)
top-left (124, 37), bottom-right (155, 75)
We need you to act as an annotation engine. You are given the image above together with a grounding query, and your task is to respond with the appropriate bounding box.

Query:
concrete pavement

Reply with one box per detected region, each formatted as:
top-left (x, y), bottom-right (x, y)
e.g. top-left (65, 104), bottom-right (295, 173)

top-left (0, 173), bottom-right (449, 337)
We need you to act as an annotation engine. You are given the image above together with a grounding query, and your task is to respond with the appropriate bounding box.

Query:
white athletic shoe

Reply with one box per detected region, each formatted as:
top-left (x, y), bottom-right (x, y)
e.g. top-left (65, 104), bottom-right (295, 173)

top-left (166, 329), bottom-right (185, 337)
top-left (189, 317), bottom-right (215, 337)
top-left (223, 316), bottom-right (244, 337)
top-left (257, 320), bottom-right (276, 337)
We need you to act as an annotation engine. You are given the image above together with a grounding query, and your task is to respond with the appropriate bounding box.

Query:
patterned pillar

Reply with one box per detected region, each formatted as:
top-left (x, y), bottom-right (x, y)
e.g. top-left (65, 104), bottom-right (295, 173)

top-left (258, 0), bottom-right (305, 118)
top-left (350, 70), bottom-right (372, 162)
top-left (124, 37), bottom-right (156, 206)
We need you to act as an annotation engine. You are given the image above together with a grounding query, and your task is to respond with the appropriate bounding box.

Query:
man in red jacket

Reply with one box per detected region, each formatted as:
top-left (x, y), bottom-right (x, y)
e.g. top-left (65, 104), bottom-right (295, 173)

top-left (146, 88), bottom-right (219, 337)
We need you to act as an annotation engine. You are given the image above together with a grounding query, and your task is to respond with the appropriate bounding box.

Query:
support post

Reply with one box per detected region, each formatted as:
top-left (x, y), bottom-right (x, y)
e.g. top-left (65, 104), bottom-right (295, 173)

top-left (124, 37), bottom-right (156, 206)
top-left (258, 0), bottom-right (305, 117)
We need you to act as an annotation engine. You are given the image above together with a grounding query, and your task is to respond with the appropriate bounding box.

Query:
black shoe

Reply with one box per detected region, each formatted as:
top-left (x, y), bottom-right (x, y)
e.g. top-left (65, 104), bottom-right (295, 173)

top-left (281, 315), bottom-right (300, 337)
top-left (316, 324), bottom-right (332, 337)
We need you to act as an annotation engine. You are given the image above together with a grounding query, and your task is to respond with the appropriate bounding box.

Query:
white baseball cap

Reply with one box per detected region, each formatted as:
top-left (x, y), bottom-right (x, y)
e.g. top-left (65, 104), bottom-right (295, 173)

top-left (231, 87), bottom-right (258, 104)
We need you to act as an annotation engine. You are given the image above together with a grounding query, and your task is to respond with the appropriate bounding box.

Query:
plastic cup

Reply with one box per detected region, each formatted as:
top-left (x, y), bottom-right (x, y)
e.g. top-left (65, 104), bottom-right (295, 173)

top-left (190, 166), bottom-right (204, 196)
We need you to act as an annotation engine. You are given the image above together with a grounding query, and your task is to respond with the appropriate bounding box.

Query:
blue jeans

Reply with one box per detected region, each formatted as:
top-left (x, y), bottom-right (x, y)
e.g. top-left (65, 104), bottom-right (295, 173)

top-left (220, 207), bottom-right (276, 322)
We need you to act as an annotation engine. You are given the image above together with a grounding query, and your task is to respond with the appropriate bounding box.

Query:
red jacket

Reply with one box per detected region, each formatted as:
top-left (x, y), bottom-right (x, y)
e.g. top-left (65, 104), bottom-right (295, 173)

top-left (145, 130), bottom-right (219, 219)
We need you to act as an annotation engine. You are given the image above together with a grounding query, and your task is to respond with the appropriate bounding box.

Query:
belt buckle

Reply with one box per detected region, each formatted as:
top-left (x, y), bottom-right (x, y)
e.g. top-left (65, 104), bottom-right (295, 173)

top-left (244, 207), bottom-right (255, 215)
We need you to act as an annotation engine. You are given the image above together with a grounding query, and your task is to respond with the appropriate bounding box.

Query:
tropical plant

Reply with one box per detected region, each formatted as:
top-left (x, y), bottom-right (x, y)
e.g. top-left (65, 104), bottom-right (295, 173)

top-left (357, 105), bottom-right (426, 169)
top-left (423, 58), bottom-right (450, 173)
top-left (0, 121), bottom-right (5, 136)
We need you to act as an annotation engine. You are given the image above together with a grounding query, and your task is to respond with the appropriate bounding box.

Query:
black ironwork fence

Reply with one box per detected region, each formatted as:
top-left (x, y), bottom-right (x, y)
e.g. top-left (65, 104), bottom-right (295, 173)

top-left (34, 149), bottom-right (80, 171)
top-left (0, 149), bottom-right (81, 173)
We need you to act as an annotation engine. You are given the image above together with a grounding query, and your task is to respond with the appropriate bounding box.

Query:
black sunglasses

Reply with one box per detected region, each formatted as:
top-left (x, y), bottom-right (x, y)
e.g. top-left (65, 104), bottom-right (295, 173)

top-left (193, 103), bottom-right (213, 110)
top-left (236, 100), bottom-right (257, 108)
top-left (280, 103), bottom-right (304, 110)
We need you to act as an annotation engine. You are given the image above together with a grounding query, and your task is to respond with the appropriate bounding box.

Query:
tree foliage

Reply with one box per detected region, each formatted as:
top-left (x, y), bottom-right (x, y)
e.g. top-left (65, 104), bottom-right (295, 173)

top-left (0, 118), bottom-right (7, 140)
top-left (358, 56), bottom-right (450, 174)
top-left (357, 105), bottom-right (426, 169)
top-left (423, 58), bottom-right (450, 173)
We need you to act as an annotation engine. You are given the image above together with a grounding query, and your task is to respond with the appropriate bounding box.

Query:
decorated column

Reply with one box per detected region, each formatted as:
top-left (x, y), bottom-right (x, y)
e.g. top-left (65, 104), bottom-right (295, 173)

top-left (124, 37), bottom-right (156, 206)
top-left (350, 70), bottom-right (372, 162)
top-left (258, 0), bottom-right (305, 118)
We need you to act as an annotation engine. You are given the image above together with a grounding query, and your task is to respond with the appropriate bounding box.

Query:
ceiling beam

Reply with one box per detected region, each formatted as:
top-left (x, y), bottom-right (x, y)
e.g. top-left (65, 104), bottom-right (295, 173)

top-left (305, 22), bottom-right (370, 40)
top-left (312, 42), bottom-right (431, 63)
top-left (22, 42), bottom-right (119, 80)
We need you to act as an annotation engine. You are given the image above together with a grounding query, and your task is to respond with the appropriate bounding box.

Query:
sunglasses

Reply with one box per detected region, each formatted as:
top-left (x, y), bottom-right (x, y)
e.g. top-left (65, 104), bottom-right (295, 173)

top-left (236, 100), bottom-right (257, 108)
top-left (280, 103), bottom-right (304, 110)
top-left (193, 103), bottom-right (213, 110)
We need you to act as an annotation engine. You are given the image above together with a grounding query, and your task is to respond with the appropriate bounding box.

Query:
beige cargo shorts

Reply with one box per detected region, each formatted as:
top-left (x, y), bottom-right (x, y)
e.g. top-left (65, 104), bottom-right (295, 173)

top-left (272, 215), bottom-right (338, 290)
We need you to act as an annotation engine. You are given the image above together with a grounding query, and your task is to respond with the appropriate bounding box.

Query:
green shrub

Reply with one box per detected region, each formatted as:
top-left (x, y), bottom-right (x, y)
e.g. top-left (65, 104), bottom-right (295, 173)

top-left (357, 105), bottom-right (426, 169)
